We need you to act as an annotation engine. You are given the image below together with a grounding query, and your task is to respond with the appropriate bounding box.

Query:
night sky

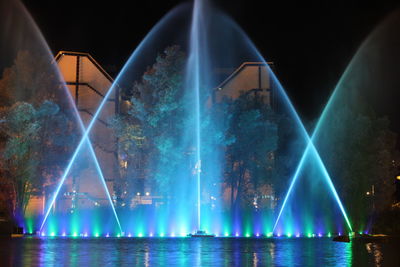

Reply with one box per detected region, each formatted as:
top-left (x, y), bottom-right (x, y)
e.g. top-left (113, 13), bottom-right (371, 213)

top-left (22, 0), bottom-right (400, 124)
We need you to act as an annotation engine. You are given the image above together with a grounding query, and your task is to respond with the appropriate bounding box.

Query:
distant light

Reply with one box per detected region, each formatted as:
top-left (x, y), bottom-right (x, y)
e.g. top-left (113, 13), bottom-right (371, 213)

top-left (170, 233), bottom-right (175, 237)
top-left (62, 232), bottom-right (66, 237)
top-left (307, 233), bottom-right (312, 238)
top-left (41, 232), bottom-right (45, 237)
top-left (94, 233), bottom-right (99, 237)
top-left (277, 233), bottom-right (281, 237)
top-left (128, 233), bottom-right (132, 237)
top-left (73, 232), bottom-right (78, 237)
top-left (327, 233), bottom-right (331, 238)
top-left (338, 232), bottom-right (341, 236)
top-left (318, 233), bottom-right (322, 237)
top-left (267, 233), bottom-right (273, 238)
top-left (106, 233), bottom-right (110, 238)
top-left (180, 232), bottom-right (186, 237)
top-left (224, 232), bottom-right (229, 237)
top-left (160, 233), bottom-right (165, 237)
top-left (256, 233), bottom-right (260, 237)
top-left (397, 176), bottom-right (400, 180)
top-left (145, 192), bottom-right (150, 196)
top-left (366, 191), bottom-right (370, 195)
top-left (245, 233), bottom-right (250, 237)
top-left (84, 233), bottom-right (88, 237)
top-left (296, 233), bottom-right (300, 238)
top-left (117, 234), bottom-right (121, 238)
top-left (287, 233), bottom-right (292, 238)
top-left (235, 233), bottom-right (239, 237)
top-left (50, 232), bottom-right (55, 237)
top-left (149, 233), bottom-right (153, 237)
top-left (138, 233), bottom-right (143, 237)
top-left (137, 192), bottom-right (141, 196)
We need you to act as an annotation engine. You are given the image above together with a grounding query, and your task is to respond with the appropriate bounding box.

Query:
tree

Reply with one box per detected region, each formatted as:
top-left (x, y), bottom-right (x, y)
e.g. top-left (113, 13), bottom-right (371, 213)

top-left (316, 103), bottom-right (398, 231)
top-left (224, 92), bottom-right (278, 210)
top-left (1, 102), bottom-right (40, 220)
top-left (110, 45), bottom-right (187, 202)
top-left (0, 48), bottom-right (80, 221)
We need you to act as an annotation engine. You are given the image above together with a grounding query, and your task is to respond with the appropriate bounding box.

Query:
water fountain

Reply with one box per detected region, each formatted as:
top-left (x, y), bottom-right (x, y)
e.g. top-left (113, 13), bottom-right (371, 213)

top-left (4, 0), bottom-right (383, 238)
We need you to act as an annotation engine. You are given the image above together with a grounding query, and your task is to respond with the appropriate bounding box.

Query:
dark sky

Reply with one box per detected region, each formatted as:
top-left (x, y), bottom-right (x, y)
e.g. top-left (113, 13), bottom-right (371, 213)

top-left (22, 0), bottom-right (400, 122)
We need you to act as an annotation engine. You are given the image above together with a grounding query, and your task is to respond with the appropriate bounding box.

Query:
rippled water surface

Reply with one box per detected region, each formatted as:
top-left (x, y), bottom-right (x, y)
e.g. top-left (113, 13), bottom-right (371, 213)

top-left (1, 237), bottom-right (399, 266)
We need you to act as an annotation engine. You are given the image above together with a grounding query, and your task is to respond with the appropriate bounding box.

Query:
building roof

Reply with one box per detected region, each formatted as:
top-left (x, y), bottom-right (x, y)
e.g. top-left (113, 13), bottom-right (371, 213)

top-left (55, 51), bottom-right (114, 83)
top-left (216, 62), bottom-right (274, 90)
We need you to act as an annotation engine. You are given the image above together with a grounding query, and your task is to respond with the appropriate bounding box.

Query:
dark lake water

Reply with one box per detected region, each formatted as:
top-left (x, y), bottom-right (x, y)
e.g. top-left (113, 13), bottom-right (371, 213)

top-left (0, 237), bottom-right (399, 266)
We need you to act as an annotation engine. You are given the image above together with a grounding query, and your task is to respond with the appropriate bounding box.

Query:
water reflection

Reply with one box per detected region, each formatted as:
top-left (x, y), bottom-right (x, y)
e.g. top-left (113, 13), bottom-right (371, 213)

top-left (0, 237), bottom-right (399, 266)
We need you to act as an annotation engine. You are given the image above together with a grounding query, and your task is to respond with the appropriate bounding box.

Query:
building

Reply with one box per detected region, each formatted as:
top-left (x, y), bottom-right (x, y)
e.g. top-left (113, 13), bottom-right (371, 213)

top-left (26, 51), bottom-right (120, 215)
top-left (213, 62), bottom-right (274, 105)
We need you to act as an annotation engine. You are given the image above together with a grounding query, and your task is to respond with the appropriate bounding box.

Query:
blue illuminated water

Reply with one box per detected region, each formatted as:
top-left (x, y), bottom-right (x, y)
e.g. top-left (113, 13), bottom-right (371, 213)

top-left (1, 238), bottom-right (399, 266)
